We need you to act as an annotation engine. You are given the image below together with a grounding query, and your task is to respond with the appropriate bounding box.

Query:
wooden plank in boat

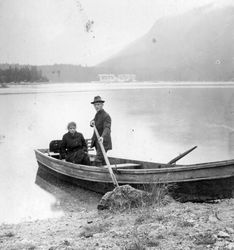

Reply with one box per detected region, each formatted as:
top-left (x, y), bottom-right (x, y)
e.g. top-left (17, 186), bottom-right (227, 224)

top-left (45, 152), bottom-right (140, 169)
top-left (103, 163), bottom-right (141, 169)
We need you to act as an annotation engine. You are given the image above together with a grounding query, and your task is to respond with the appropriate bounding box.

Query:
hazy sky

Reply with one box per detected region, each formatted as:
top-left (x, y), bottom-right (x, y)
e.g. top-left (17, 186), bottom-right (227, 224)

top-left (0, 0), bottom-right (232, 65)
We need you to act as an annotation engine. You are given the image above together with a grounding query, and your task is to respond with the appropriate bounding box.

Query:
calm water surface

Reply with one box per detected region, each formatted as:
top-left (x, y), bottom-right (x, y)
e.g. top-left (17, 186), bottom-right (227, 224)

top-left (1, 82), bottom-right (234, 224)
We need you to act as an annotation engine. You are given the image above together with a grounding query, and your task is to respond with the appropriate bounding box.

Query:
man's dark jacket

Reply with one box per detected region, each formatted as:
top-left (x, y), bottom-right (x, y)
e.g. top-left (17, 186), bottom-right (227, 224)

top-left (91, 109), bottom-right (112, 150)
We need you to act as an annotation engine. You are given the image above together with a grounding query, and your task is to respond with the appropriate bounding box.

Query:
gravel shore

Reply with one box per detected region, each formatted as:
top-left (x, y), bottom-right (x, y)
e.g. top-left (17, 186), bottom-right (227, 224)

top-left (1, 197), bottom-right (234, 250)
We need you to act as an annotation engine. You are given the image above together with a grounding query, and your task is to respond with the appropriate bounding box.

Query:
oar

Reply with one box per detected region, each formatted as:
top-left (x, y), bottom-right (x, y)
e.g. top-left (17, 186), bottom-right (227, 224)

top-left (93, 125), bottom-right (119, 187)
top-left (168, 146), bottom-right (197, 165)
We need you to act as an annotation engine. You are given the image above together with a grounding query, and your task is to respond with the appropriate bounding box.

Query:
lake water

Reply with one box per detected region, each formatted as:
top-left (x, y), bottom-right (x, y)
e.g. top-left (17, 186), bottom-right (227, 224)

top-left (1, 82), bottom-right (234, 224)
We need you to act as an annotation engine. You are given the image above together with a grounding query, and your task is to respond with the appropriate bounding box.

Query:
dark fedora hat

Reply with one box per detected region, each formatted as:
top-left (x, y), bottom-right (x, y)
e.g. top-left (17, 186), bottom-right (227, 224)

top-left (91, 96), bottom-right (105, 104)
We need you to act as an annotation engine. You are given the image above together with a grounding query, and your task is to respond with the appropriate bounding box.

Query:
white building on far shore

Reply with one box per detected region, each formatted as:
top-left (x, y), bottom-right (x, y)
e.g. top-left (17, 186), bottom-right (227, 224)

top-left (98, 74), bottom-right (136, 82)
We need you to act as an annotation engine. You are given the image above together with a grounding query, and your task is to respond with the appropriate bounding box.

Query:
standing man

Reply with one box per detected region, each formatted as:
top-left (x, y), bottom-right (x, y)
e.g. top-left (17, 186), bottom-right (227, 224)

top-left (90, 96), bottom-right (112, 166)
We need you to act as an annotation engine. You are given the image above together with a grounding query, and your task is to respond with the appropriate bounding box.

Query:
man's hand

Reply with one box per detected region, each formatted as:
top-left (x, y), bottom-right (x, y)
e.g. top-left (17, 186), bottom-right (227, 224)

top-left (98, 137), bottom-right (104, 144)
top-left (90, 120), bottom-right (95, 127)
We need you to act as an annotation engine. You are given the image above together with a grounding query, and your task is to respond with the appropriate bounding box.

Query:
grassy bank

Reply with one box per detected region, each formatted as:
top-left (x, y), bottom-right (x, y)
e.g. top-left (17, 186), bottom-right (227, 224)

top-left (0, 198), bottom-right (234, 250)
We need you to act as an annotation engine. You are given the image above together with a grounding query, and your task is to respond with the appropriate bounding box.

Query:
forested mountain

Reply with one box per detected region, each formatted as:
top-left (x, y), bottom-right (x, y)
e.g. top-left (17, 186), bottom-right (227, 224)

top-left (0, 64), bottom-right (48, 83)
top-left (0, 64), bottom-right (99, 83)
top-left (99, 5), bottom-right (234, 81)
top-left (1, 5), bottom-right (233, 83)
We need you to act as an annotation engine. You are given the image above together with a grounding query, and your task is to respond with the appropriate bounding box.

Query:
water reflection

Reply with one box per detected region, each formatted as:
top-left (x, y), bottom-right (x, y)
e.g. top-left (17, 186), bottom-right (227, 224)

top-left (35, 166), bottom-right (101, 214)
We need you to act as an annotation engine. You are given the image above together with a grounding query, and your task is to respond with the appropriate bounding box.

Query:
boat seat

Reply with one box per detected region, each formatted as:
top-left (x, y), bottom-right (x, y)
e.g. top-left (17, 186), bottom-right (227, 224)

top-left (103, 163), bottom-right (141, 169)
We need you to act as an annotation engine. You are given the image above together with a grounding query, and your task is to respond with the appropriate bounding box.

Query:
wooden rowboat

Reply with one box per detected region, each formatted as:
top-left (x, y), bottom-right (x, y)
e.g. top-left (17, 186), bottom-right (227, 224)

top-left (34, 145), bottom-right (234, 201)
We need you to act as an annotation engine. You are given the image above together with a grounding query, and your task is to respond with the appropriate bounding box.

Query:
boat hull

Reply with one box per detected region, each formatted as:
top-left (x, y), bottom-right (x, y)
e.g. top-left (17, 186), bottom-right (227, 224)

top-left (35, 149), bottom-right (234, 201)
top-left (37, 161), bottom-right (115, 193)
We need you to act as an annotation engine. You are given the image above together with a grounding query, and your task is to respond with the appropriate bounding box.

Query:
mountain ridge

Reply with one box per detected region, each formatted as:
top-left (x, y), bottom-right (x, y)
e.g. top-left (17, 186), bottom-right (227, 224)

top-left (99, 4), bottom-right (234, 81)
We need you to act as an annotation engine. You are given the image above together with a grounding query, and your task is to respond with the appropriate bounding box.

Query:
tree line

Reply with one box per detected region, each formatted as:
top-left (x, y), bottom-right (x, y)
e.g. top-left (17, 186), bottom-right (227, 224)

top-left (0, 66), bottom-right (48, 83)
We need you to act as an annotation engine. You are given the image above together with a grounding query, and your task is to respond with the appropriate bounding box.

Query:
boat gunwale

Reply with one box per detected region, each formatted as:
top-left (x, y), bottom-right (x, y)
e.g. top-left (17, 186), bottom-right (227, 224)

top-left (35, 149), bottom-right (234, 175)
top-left (37, 160), bottom-right (234, 183)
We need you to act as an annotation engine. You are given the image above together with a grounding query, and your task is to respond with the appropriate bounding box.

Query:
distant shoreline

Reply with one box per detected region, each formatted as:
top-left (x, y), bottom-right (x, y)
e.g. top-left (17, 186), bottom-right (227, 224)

top-left (0, 81), bottom-right (234, 95)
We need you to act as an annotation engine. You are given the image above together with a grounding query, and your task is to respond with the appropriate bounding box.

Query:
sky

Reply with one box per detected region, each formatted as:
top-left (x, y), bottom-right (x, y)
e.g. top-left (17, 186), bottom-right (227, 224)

top-left (0, 0), bottom-right (232, 66)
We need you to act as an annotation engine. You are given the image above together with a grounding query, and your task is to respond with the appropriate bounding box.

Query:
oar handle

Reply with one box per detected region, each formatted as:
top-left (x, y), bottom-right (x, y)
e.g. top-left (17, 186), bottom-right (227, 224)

top-left (93, 125), bottom-right (119, 187)
top-left (168, 146), bottom-right (197, 165)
